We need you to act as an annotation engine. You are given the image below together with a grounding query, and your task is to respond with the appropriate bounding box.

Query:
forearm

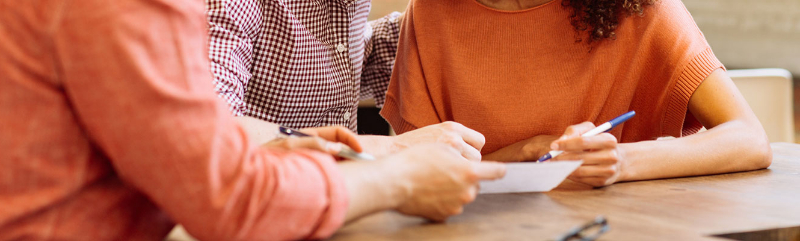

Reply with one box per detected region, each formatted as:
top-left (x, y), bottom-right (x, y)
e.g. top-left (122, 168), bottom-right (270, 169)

top-left (354, 135), bottom-right (397, 157)
top-left (484, 135), bottom-right (558, 162)
top-left (339, 159), bottom-right (407, 223)
top-left (620, 120), bottom-right (772, 182)
top-left (235, 116), bottom-right (281, 145)
top-left (483, 141), bottom-right (528, 162)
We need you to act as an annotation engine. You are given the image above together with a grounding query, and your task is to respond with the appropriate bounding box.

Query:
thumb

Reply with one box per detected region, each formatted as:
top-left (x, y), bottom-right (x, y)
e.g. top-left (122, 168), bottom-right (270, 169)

top-left (472, 161), bottom-right (506, 180)
top-left (560, 122), bottom-right (597, 140)
top-left (553, 122), bottom-right (597, 150)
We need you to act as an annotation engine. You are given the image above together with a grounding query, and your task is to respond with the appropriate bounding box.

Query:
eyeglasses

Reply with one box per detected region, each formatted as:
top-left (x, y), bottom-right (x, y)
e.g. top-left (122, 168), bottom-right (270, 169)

top-left (556, 216), bottom-right (609, 241)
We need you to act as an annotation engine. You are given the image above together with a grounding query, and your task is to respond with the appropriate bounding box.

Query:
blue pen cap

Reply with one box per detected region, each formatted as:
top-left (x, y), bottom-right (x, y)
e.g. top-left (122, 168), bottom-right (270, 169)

top-left (608, 111), bottom-right (636, 128)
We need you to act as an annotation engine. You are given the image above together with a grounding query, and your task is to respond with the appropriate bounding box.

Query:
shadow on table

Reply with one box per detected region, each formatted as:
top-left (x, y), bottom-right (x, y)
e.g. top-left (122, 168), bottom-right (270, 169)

top-left (713, 225), bottom-right (800, 241)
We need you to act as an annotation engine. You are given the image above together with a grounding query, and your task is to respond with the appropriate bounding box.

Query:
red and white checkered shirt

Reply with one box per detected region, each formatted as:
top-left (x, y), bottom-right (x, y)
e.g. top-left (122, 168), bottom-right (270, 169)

top-left (207, 0), bottom-right (400, 131)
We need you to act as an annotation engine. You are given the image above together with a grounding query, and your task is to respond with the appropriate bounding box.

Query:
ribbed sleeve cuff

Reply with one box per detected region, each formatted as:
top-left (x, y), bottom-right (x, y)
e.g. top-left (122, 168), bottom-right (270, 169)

top-left (663, 48), bottom-right (724, 137)
top-left (379, 96), bottom-right (419, 134)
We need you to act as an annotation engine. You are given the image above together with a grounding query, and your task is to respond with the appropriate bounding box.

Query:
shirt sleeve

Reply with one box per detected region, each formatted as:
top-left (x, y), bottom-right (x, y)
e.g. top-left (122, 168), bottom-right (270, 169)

top-left (54, 1), bottom-right (346, 240)
top-left (206, 0), bottom-right (263, 116)
top-left (361, 12), bottom-right (402, 108)
top-left (635, 0), bottom-right (725, 138)
top-left (379, 4), bottom-right (442, 134)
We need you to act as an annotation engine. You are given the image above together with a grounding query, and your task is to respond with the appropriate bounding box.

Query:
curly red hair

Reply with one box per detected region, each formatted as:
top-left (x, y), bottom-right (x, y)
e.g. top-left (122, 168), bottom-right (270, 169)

top-left (562, 0), bottom-right (657, 43)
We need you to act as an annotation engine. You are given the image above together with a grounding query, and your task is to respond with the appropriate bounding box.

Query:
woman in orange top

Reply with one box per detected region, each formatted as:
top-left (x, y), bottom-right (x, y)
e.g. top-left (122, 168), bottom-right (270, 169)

top-left (382, 0), bottom-right (772, 187)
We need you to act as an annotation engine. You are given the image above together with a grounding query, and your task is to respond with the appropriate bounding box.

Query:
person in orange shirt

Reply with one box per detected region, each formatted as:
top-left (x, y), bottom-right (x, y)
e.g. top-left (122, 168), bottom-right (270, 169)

top-left (0, 0), bottom-right (505, 240)
top-left (382, 0), bottom-right (772, 187)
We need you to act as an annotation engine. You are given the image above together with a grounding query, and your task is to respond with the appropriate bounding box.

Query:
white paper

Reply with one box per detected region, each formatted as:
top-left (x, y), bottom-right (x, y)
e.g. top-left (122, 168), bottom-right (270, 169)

top-left (479, 161), bottom-right (583, 194)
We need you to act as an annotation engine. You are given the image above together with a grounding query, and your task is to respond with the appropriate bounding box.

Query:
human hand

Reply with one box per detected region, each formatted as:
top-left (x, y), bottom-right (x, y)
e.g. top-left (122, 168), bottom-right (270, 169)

top-left (263, 126), bottom-right (362, 157)
top-left (483, 135), bottom-right (560, 162)
top-left (388, 144), bottom-right (505, 221)
top-left (550, 122), bottom-right (625, 187)
top-left (391, 122), bottom-right (486, 161)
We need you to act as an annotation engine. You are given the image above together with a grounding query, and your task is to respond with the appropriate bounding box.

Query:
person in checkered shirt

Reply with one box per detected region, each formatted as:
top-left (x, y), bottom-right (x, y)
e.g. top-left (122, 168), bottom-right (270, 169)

top-left (207, 0), bottom-right (485, 160)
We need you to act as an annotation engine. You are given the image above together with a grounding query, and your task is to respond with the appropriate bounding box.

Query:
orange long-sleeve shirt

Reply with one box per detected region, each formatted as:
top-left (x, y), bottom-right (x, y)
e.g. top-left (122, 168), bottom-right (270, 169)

top-left (0, 0), bottom-right (346, 240)
top-left (382, 0), bottom-right (723, 155)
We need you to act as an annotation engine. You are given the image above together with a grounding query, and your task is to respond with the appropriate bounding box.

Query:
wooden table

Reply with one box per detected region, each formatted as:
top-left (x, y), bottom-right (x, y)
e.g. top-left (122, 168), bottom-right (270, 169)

top-left (330, 143), bottom-right (800, 241)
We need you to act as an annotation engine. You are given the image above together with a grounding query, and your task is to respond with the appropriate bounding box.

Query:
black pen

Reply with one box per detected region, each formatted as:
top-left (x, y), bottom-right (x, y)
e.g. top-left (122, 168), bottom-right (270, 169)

top-left (278, 126), bottom-right (376, 161)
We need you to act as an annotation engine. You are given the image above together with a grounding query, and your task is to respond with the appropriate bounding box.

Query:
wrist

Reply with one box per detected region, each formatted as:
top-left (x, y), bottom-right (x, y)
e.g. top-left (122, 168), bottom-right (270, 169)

top-left (616, 143), bottom-right (635, 182)
top-left (385, 136), bottom-right (403, 154)
top-left (356, 135), bottom-right (395, 157)
top-left (379, 156), bottom-right (413, 209)
top-left (340, 158), bottom-right (411, 222)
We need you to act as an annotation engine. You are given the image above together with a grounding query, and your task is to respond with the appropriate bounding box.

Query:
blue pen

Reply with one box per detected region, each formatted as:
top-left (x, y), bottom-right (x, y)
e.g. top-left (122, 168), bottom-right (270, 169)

top-left (536, 111), bottom-right (636, 162)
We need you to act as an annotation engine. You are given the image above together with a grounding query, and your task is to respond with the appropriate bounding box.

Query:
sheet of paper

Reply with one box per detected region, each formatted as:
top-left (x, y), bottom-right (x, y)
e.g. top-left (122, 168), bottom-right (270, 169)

top-left (479, 161), bottom-right (583, 194)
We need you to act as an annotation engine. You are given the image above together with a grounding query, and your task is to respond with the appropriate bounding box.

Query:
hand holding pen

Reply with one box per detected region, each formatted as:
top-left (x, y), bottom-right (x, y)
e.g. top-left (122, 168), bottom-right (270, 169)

top-left (538, 111), bottom-right (635, 187)
top-left (275, 126), bottom-right (375, 160)
top-left (538, 111), bottom-right (635, 162)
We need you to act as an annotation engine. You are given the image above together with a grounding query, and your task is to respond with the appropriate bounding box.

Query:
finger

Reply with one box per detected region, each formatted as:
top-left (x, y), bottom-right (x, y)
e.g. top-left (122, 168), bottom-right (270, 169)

top-left (427, 208), bottom-right (457, 222)
top-left (570, 176), bottom-right (611, 187)
top-left (328, 126), bottom-right (363, 152)
top-left (442, 121), bottom-right (486, 151)
top-left (555, 149), bottom-right (620, 165)
top-left (560, 122), bottom-right (596, 139)
top-left (568, 165), bottom-right (617, 178)
top-left (302, 126), bottom-right (364, 152)
top-left (459, 141), bottom-right (483, 162)
top-left (472, 161), bottom-right (506, 180)
top-left (427, 213), bottom-right (448, 223)
top-left (459, 186), bottom-right (478, 204)
top-left (552, 133), bottom-right (617, 152)
top-left (449, 205), bottom-right (464, 216)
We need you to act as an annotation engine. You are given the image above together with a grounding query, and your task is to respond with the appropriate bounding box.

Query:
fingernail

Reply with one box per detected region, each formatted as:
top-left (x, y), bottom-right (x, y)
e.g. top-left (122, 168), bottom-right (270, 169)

top-left (551, 143), bottom-right (559, 150)
top-left (558, 135), bottom-right (568, 140)
top-left (326, 142), bottom-right (343, 154)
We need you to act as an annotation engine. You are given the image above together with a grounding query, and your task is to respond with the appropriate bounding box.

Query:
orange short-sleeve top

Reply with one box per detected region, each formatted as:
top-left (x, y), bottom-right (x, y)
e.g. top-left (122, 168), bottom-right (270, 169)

top-left (381, 0), bottom-right (724, 154)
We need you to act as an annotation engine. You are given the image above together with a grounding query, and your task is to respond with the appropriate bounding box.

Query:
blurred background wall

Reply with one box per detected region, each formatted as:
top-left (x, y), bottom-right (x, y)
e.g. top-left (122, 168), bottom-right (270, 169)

top-left (367, 0), bottom-right (800, 140)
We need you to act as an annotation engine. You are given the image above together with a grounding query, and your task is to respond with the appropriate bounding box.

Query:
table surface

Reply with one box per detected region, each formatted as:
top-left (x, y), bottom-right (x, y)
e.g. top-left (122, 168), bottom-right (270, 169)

top-left (330, 143), bottom-right (800, 241)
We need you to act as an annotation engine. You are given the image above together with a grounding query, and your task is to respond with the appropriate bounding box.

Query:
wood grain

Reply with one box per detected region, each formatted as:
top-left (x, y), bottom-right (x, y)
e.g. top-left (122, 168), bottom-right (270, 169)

top-left (330, 143), bottom-right (800, 241)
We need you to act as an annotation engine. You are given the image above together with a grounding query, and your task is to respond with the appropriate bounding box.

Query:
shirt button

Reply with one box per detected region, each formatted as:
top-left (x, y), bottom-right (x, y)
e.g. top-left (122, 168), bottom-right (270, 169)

top-left (336, 43), bottom-right (347, 53)
top-left (343, 112), bottom-right (351, 122)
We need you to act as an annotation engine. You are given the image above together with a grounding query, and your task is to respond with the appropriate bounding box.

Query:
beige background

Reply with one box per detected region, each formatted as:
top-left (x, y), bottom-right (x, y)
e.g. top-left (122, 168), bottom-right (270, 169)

top-left (369, 0), bottom-right (800, 139)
